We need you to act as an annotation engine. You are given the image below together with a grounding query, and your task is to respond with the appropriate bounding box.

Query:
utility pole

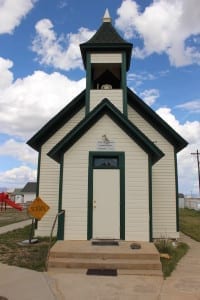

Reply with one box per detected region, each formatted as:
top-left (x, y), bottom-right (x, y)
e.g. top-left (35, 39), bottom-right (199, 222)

top-left (191, 150), bottom-right (200, 197)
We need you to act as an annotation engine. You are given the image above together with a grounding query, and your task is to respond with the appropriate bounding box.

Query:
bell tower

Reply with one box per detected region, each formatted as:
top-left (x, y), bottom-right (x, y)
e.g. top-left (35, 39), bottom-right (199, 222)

top-left (80, 9), bottom-right (133, 116)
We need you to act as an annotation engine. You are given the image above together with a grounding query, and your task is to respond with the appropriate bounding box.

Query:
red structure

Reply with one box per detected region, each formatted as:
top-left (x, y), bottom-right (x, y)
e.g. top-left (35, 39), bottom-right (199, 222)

top-left (0, 192), bottom-right (23, 211)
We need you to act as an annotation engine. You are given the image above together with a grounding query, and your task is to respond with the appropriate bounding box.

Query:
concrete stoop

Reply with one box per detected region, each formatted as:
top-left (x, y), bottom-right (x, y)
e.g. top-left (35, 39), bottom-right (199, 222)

top-left (48, 240), bottom-right (163, 276)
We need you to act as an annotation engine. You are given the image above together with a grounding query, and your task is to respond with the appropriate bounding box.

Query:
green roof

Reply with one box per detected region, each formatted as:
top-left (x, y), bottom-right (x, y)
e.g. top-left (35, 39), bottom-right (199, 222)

top-left (80, 22), bottom-right (133, 70)
top-left (48, 99), bottom-right (164, 164)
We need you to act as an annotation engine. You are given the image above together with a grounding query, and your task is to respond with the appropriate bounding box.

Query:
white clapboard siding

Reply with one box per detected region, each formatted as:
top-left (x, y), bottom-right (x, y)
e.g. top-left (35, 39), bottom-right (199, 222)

top-left (90, 89), bottom-right (123, 112)
top-left (35, 108), bottom-right (85, 237)
top-left (91, 53), bottom-right (122, 64)
top-left (128, 105), bottom-right (178, 238)
top-left (62, 114), bottom-right (149, 241)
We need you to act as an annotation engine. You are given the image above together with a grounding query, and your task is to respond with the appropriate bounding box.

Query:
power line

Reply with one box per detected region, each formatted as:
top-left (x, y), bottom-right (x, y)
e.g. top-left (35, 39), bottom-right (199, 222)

top-left (191, 149), bottom-right (200, 196)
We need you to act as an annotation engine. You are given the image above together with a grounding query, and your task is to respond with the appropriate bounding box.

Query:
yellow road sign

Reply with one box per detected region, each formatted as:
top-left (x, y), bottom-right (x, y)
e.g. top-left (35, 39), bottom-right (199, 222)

top-left (28, 196), bottom-right (49, 220)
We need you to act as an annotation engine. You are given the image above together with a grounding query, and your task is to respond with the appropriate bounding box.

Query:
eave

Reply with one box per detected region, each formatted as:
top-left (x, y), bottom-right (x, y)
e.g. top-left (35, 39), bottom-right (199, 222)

top-left (48, 99), bottom-right (164, 164)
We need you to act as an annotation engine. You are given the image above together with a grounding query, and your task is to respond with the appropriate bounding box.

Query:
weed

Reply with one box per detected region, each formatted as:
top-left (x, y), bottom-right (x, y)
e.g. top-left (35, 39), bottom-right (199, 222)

top-left (155, 238), bottom-right (189, 278)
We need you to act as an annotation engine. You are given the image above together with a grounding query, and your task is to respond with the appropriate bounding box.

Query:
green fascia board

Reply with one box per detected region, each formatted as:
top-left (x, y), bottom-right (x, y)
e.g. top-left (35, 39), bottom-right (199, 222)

top-left (48, 99), bottom-right (164, 164)
top-left (27, 90), bottom-right (85, 151)
top-left (127, 88), bottom-right (188, 152)
top-left (80, 44), bottom-right (132, 71)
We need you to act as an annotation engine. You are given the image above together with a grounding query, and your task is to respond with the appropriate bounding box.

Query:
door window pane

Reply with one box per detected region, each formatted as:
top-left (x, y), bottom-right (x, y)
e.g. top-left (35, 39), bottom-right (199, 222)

top-left (93, 157), bottom-right (118, 168)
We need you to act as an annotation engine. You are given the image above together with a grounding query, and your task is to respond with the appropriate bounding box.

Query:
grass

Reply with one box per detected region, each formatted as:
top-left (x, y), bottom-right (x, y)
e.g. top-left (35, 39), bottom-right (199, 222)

top-left (179, 208), bottom-right (200, 241)
top-left (0, 225), bottom-right (54, 271)
top-left (155, 238), bottom-right (189, 278)
top-left (0, 208), bottom-right (31, 227)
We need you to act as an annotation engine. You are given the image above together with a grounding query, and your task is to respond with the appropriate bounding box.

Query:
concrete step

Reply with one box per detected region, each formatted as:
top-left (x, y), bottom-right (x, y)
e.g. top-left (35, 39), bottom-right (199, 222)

top-left (118, 269), bottom-right (163, 276)
top-left (48, 267), bottom-right (163, 277)
top-left (49, 250), bottom-right (158, 260)
top-left (48, 240), bottom-right (162, 276)
top-left (48, 257), bottom-right (162, 271)
top-left (49, 241), bottom-right (160, 260)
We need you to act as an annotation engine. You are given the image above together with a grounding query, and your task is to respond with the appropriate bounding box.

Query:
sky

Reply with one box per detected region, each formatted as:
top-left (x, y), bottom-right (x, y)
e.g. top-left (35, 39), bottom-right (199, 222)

top-left (0, 0), bottom-right (199, 196)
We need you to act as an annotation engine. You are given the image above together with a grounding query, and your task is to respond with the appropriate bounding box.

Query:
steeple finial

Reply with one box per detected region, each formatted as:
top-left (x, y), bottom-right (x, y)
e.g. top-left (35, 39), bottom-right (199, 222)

top-left (103, 9), bottom-right (112, 23)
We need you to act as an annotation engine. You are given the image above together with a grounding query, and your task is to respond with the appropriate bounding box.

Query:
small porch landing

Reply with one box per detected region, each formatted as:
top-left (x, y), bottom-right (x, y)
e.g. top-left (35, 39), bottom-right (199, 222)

top-left (48, 240), bottom-right (163, 276)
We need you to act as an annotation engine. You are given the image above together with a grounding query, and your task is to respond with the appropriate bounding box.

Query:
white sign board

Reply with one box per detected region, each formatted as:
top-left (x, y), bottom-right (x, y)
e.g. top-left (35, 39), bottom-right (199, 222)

top-left (96, 141), bottom-right (115, 151)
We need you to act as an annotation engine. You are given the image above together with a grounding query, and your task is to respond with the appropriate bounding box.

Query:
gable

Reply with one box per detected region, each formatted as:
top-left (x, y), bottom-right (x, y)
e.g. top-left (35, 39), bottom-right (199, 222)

top-left (48, 99), bottom-right (164, 164)
top-left (127, 88), bottom-right (188, 152)
top-left (27, 90), bottom-right (85, 151)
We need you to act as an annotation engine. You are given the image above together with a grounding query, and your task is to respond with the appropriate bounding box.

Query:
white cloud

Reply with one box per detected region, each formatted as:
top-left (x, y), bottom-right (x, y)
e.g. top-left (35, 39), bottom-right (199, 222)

top-left (0, 166), bottom-right (37, 188)
top-left (156, 107), bottom-right (200, 143)
top-left (31, 18), bottom-right (95, 71)
top-left (115, 0), bottom-right (200, 66)
top-left (0, 56), bottom-right (86, 188)
top-left (0, 57), bottom-right (13, 88)
top-left (140, 89), bottom-right (160, 106)
top-left (128, 72), bottom-right (156, 87)
top-left (0, 0), bottom-right (36, 34)
top-left (58, 0), bottom-right (68, 9)
top-left (176, 100), bottom-right (200, 113)
top-left (0, 61), bottom-right (86, 139)
top-left (156, 107), bottom-right (200, 195)
top-left (0, 139), bottom-right (37, 165)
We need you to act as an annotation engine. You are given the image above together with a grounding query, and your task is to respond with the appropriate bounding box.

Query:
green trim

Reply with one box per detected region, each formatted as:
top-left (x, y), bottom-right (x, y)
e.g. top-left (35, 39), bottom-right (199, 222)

top-left (35, 149), bottom-right (41, 229)
top-left (87, 153), bottom-right (93, 240)
top-left (85, 53), bottom-right (91, 115)
top-left (57, 210), bottom-right (65, 241)
top-left (57, 156), bottom-right (65, 240)
top-left (48, 99), bottom-right (164, 164)
top-left (119, 153), bottom-right (125, 239)
top-left (174, 150), bottom-right (179, 232)
top-left (127, 88), bottom-right (188, 152)
top-left (87, 152), bottom-right (125, 240)
top-left (122, 52), bottom-right (127, 117)
top-left (36, 149), bottom-right (41, 197)
top-left (148, 156), bottom-right (153, 242)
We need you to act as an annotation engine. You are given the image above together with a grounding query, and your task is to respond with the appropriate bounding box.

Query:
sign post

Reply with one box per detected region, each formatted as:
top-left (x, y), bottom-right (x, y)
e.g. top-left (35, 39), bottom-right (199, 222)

top-left (27, 197), bottom-right (50, 244)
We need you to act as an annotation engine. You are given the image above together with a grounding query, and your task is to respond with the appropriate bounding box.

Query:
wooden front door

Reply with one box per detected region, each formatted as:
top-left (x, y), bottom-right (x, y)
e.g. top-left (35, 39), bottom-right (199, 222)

top-left (92, 169), bottom-right (120, 239)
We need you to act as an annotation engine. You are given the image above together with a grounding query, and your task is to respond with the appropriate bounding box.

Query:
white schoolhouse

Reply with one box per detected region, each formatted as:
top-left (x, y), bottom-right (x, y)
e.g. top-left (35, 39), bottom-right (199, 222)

top-left (28, 10), bottom-right (187, 242)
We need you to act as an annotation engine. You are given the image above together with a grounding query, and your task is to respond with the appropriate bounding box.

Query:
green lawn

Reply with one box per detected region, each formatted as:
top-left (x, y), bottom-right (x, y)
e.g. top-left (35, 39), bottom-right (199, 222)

top-left (0, 225), bottom-right (52, 271)
top-left (179, 208), bottom-right (200, 241)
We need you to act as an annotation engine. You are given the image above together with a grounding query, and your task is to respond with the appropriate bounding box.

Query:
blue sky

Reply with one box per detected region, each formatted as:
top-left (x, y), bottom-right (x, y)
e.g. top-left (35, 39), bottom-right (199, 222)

top-left (0, 0), bottom-right (199, 195)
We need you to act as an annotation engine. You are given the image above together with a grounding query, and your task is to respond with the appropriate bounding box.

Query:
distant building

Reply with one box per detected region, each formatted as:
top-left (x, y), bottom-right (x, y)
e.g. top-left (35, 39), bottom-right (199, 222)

top-left (178, 193), bottom-right (185, 209)
top-left (11, 188), bottom-right (24, 203)
top-left (185, 197), bottom-right (200, 211)
top-left (21, 182), bottom-right (37, 203)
